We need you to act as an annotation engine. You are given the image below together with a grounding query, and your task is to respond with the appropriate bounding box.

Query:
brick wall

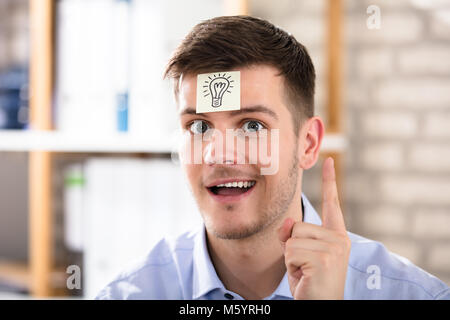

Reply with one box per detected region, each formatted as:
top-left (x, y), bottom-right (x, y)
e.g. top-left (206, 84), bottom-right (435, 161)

top-left (250, 0), bottom-right (450, 285)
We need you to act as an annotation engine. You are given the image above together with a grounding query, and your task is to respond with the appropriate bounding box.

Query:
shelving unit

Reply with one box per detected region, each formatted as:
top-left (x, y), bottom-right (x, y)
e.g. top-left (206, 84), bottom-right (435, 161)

top-left (0, 261), bottom-right (29, 292)
top-left (28, 0), bottom-right (54, 297)
top-left (0, 130), bottom-right (174, 153)
top-left (324, 0), bottom-right (345, 188)
top-left (0, 0), bottom-right (345, 297)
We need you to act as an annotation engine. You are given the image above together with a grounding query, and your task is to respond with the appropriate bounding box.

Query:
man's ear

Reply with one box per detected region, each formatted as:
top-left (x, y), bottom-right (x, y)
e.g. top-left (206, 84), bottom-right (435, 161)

top-left (297, 116), bottom-right (325, 170)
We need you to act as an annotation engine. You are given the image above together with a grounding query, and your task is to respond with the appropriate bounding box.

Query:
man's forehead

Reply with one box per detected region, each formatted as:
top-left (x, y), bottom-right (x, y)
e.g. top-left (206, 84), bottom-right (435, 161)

top-left (178, 66), bottom-right (283, 108)
top-left (179, 65), bottom-right (280, 85)
top-left (194, 71), bottom-right (241, 113)
top-left (176, 67), bottom-right (288, 125)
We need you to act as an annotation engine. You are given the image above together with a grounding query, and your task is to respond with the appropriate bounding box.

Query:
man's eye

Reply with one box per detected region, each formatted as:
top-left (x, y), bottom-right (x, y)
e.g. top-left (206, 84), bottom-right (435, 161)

top-left (189, 120), bottom-right (210, 134)
top-left (242, 120), bottom-right (264, 132)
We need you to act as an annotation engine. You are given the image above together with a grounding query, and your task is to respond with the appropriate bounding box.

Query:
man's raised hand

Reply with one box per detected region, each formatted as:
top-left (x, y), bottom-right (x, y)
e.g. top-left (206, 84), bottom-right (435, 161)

top-left (278, 157), bottom-right (351, 299)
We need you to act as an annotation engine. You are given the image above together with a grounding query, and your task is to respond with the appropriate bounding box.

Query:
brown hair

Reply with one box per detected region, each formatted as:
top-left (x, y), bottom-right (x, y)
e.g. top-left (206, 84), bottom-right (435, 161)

top-left (164, 15), bottom-right (316, 132)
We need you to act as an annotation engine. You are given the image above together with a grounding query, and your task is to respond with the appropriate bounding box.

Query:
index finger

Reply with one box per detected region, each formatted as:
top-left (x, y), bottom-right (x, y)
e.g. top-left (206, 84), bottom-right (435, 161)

top-left (322, 157), bottom-right (346, 233)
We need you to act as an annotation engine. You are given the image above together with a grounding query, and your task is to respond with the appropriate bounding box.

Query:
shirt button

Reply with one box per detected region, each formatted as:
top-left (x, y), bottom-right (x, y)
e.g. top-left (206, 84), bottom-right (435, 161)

top-left (224, 293), bottom-right (234, 300)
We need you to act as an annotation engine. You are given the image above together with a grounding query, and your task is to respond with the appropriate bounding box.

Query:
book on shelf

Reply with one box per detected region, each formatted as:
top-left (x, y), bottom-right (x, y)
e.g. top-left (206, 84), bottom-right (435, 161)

top-left (63, 158), bottom-right (202, 298)
top-left (54, 0), bottom-right (223, 136)
top-left (0, 66), bottom-right (29, 130)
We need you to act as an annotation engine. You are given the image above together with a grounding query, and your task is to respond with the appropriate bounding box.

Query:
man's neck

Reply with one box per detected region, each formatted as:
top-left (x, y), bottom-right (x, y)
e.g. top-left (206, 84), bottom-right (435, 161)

top-left (206, 193), bottom-right (304, 300)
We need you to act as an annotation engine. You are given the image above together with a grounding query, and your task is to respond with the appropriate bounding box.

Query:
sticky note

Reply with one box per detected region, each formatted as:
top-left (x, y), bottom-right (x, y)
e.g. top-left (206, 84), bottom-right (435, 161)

top-left (196, 71), bottom-right (240, 113)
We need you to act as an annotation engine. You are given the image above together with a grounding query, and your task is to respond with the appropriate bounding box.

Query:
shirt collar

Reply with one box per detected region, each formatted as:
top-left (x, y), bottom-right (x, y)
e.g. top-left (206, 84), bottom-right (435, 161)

top-left (301, 192), bottom-right (323, 226)
top-left (192, 223), bottom-right (225, 299)
top-left (192, 193), bottom-right (322, 300)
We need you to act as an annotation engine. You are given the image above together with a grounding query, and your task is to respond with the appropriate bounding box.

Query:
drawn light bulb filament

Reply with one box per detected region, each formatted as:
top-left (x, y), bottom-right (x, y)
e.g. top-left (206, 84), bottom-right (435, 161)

top-left (202, 73), bottom-right (235, 108)
top-left (209, 77), bottom-right (230, 107)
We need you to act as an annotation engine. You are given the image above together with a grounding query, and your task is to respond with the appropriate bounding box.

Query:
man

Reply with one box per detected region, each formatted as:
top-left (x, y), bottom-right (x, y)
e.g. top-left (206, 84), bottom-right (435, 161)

top-left (97, 16), bottom-right (449, 300)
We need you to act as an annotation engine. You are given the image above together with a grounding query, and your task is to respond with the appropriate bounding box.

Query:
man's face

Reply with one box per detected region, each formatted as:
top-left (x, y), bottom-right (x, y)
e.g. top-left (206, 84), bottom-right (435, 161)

top-left (178, 65), bottom-right (301, 240)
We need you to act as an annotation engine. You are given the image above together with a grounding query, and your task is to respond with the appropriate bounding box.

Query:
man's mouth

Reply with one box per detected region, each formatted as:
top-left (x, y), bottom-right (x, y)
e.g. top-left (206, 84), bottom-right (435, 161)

top-left (205, 179), bottom-right (257, 202)
top-left (208, 180), bottom-right (256, 195)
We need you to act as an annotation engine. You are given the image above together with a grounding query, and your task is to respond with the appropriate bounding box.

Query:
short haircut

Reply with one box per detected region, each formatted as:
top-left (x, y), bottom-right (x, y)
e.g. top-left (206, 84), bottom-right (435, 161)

top-left (164, 15), bottom-right (316, 133)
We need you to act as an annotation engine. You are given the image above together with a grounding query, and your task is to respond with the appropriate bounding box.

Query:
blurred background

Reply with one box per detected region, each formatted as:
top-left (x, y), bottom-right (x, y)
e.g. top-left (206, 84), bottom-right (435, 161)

top-left (0, 0), bottom-right (449, 299)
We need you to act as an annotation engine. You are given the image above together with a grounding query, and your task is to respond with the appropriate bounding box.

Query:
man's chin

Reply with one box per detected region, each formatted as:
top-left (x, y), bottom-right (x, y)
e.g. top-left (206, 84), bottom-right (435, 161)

top-left (207, 221), bottom-right (265, 240)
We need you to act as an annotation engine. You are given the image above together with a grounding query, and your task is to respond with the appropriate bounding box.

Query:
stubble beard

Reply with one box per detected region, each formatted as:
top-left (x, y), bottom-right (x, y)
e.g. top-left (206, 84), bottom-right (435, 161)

top-left (209, 149), bottom-right (299, 240)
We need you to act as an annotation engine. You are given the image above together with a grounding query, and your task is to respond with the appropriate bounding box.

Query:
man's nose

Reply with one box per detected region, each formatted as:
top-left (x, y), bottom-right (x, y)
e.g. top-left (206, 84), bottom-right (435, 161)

top-left (203, 129), bottom-right (242, 165)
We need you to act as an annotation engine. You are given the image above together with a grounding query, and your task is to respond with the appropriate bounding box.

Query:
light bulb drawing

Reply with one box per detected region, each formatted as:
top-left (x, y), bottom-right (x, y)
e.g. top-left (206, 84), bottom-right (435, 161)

top-left (203, 73), bottom-right (234, 107)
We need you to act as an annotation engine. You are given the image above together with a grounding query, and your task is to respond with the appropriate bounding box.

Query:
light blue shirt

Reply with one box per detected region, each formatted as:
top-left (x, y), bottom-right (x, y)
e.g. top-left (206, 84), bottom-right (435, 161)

top-left (96, 194), bottom-right (450, 300)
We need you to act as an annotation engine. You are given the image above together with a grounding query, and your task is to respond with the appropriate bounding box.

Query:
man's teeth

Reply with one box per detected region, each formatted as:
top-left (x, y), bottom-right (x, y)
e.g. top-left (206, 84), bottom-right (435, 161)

top-left (215, 181), bottom-right (256, 188)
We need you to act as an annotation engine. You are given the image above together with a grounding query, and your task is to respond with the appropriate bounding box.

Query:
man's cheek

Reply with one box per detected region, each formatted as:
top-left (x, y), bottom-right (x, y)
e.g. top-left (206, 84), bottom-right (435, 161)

top-left (258, 128), bottom-right (280, 176)
top-left (183, 165), bottom-right (201, 194)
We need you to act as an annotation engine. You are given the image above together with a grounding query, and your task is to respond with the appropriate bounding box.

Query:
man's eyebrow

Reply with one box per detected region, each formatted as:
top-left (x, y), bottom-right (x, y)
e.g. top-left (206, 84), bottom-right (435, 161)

top-left (179, 105), bottom-right (278, 120)
top-left (229, 105), bottom-right (278, 120)
top-left (179, 107), bottom-right (205, 117)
